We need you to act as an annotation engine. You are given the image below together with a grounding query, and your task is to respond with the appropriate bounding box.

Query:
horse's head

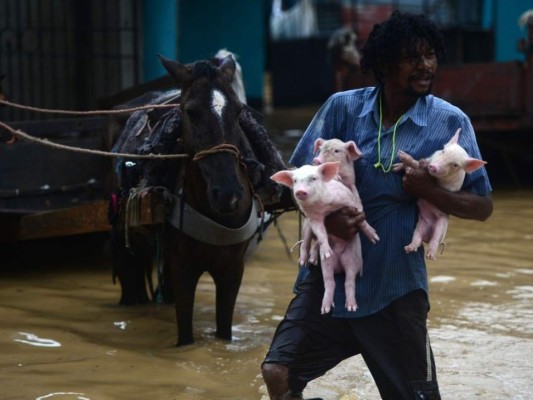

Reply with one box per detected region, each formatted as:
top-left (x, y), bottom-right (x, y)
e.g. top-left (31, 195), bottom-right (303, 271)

top-left (159, 55), bottom-right (247, 216)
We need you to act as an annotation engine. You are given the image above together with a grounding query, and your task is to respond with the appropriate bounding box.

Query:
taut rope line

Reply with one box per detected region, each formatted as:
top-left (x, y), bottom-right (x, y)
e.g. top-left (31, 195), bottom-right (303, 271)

top-left (0, 99), bottom-right (187, 159)
top-left (0, 99), bottom-right (178, 116)
top-left (0, 120), bottom-right (188, 159)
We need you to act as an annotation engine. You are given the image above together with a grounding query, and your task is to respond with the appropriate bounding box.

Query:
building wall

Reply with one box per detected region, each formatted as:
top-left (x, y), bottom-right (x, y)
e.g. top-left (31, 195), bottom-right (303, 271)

top-left (494, 0), bottom-right (533, 62)
top-left (143, 0), bottom-right (178, 81)
top-left (178, 0), bottom-right (266, 107)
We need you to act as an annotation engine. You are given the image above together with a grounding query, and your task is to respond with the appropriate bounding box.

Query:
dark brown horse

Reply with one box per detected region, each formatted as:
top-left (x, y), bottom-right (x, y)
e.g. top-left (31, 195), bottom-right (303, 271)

top-left (109, 54), bottom-right (287, 346)
top-left (162, 55), bottom-right (256, 345)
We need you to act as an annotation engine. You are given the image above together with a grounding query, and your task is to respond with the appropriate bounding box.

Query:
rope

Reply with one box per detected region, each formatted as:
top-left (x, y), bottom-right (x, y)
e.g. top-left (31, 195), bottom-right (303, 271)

top-left (0, 101), bottom-right (244, 162)
top-left (0, 99), bottom-right (178, 116)
top-left (0, 99), bottom-right (188, 159)
top-left (0, 120), bottom-right (189, 159)
top-left (192, 143), bottom-right (240, 161)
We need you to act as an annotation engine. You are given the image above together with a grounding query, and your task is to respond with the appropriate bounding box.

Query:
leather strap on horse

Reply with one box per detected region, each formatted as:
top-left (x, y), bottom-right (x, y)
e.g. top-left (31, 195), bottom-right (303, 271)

top-left (192, 143), bottom-right (240, 162)
top-left (167, 197), bottom-right (262, 246)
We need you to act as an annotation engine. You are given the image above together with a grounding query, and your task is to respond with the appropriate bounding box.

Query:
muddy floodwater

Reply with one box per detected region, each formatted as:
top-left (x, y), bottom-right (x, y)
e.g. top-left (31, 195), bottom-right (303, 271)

top-left (1, 189), bottom-right (532, 400)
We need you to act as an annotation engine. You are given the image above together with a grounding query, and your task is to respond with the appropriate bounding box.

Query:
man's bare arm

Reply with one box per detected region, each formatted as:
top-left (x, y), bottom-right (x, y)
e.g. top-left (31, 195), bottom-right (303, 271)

top-left (402, 166), bottom-right (493, 221)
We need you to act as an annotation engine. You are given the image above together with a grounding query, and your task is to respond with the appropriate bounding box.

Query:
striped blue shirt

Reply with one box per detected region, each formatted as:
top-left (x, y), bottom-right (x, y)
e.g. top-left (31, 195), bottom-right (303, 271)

top-left (290, 86), bottom-right (492, 318)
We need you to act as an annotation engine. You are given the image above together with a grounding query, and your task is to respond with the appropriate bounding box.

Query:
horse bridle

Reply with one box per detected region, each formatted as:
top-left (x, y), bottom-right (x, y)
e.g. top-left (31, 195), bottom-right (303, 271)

top-left (192, 143), bottom-right (241, 163)
top-left (170, 142), bottom-right (264, 245)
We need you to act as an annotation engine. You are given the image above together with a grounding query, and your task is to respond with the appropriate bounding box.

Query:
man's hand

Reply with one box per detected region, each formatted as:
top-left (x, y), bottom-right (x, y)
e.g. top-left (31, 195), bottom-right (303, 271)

top-left (324, 206), bottom-right (365, 241)
top-left (401, 159), bottom-right (493, 221)
top-left (401, 159), bottom-right (438, 198)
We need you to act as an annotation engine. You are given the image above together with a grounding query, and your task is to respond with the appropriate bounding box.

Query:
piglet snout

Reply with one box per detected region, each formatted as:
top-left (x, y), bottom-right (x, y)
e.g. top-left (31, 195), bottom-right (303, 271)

top-left (294, 189), bottom-right (308, 201)
top-left (312, 157), bottom-right (322, 165)
top-left (428, 164), bottom-right (439, 175)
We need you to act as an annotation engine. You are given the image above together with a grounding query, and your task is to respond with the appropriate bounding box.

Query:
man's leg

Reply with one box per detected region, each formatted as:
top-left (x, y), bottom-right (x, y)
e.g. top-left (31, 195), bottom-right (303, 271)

top-left (261, 363), bottom-right (299, 400)
top-left (261, 266), bottom-right (357, 399)
top-left (352, 290), bottom-right (441, 400)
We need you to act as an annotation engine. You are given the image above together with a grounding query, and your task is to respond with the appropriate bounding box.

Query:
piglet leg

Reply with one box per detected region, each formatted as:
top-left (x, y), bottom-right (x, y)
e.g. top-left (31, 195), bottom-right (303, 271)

top-left (351, 191), bottom-right (380, 244)
top-left (320, 256), bottom-right (336, 314)
top-left (340, 234), bottom-right (362, 311)
top-left (397, 150), bottom-right (421, 169)
top-left (309, 220), bottom-right (333, 260)
top-left (308, 240), bottom-right (319, 265)
top-left (358, 220), bottom-right (380, 244)
top-left (405, 233), bottom-right (423, 253)
top-left (405, 217), bottom-right (424, 253)
top-left (426, 216), bottom-right (449, 260)
top-left (298, 220), bottom-right (313, 266)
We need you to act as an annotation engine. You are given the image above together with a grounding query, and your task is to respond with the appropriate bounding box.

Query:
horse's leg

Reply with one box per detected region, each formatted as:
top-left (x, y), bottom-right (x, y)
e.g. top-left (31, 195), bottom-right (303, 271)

top-left (113, 233), bottom-right (150, 305)
top-left (167, 240), bottom-right (203, 346)
top-left (160, 261), bottom-right (175, 304)
top-left (172, 266), bottom-right (202, 346)
top-left (210, 246), bottom-right (247, 341)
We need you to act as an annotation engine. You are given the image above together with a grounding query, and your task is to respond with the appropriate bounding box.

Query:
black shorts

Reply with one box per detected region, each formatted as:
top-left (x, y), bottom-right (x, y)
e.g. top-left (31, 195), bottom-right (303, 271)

top-left (262, 266), bottom-right (441, 400)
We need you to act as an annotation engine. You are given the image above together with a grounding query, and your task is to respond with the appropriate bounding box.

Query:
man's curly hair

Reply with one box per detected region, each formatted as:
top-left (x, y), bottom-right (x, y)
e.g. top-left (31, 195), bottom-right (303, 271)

top-left (361, 11), bottom-right (446, 83)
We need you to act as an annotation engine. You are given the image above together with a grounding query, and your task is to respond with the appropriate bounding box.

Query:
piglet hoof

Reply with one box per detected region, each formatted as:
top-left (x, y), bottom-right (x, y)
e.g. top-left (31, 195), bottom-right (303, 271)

top-left (298, 255), bottom-right (308, 266)
top-left (404, 244), bottom-right (418, 253)
top-left (321, 300), bottom-right (334, 314)
top-left (397, 150), bottom-right (418, 167)
top-left (345, 301), bottom-right (358, 312)
top-left (426, 253), bottom-right (437, 261)
top-left (392, 162), bottom-right (404, 172)
top-left (361, 223), bottom-right (380, 244)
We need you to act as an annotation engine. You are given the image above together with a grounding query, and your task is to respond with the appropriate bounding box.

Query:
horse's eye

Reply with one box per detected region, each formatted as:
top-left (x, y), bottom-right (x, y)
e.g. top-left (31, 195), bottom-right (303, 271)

top-left (185, 107), bottom-right (200, 119)
top-left (232, 102), bottom-right (244, 119)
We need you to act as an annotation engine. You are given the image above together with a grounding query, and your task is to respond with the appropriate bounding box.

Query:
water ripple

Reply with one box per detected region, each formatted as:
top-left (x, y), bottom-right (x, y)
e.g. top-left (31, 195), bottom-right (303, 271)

top-left (36, 393), bottom-right (89, 400)
top-left (14, 332), bottom-right (61, 347)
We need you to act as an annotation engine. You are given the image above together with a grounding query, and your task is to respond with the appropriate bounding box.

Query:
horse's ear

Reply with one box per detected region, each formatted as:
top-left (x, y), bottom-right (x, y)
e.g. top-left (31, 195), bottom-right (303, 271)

top-left (218, 55), bottom-right (236, 84)
top-left (158, 54), bottom-right (192, 85)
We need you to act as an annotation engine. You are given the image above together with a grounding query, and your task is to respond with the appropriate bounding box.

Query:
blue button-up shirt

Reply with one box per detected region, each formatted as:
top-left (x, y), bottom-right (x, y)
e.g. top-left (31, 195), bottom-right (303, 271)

top-left (290, 86), bottom-right (492, 318)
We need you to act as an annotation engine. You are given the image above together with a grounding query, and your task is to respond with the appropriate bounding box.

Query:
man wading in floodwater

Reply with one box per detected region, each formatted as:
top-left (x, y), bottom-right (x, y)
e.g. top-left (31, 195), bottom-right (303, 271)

top-left (261, 11), bottom-right (493, 400)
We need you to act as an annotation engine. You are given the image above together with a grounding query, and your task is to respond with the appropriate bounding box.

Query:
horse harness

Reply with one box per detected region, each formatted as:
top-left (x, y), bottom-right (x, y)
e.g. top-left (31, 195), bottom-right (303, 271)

top-left (167, 142), bottom-right (265, 246)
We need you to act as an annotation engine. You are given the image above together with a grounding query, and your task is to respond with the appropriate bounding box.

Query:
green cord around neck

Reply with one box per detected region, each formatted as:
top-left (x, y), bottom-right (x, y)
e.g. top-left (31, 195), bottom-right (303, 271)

top-left (374, 95), bottom-right (404, 173)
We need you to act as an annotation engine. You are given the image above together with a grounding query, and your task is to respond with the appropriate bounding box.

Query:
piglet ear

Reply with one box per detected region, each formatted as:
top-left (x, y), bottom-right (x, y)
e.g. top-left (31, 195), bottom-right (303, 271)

top-left (319, 161), bottom-right (340, 182)
top-left (464, 158), bottom-right (487, 173)
top-left (346, 140), bottom-right (363, 160)
top-left (313, 138), bottom-right (325, 153)
top-left (447, 128), bottom-right (462, 146)
top-left (270, 170), bottom-right (294, 187)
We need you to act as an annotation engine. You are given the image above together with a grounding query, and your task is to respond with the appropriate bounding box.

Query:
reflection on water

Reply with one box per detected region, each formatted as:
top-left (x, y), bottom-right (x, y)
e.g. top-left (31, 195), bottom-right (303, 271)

top-left (0, 190), bottom-right (532, 399)
top-left (14, 332), bottom-right (62, 348)
top-left (36, 393), bottom-right (90, 400)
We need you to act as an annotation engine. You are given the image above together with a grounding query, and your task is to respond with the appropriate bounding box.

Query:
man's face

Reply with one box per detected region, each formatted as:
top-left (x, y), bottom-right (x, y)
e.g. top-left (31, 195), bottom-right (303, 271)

top-left (386, 40), bottom-right (438, 98)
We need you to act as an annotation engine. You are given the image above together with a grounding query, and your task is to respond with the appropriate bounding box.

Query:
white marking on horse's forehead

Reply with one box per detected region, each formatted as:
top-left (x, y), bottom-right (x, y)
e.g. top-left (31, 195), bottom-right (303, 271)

top-left (211, 89), bottom-right (226, 118)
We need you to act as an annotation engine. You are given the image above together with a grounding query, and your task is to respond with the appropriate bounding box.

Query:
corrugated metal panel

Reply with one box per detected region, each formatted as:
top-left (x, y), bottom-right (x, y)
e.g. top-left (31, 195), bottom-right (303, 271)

top-left (0, 0), bottom-right (142, 122)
